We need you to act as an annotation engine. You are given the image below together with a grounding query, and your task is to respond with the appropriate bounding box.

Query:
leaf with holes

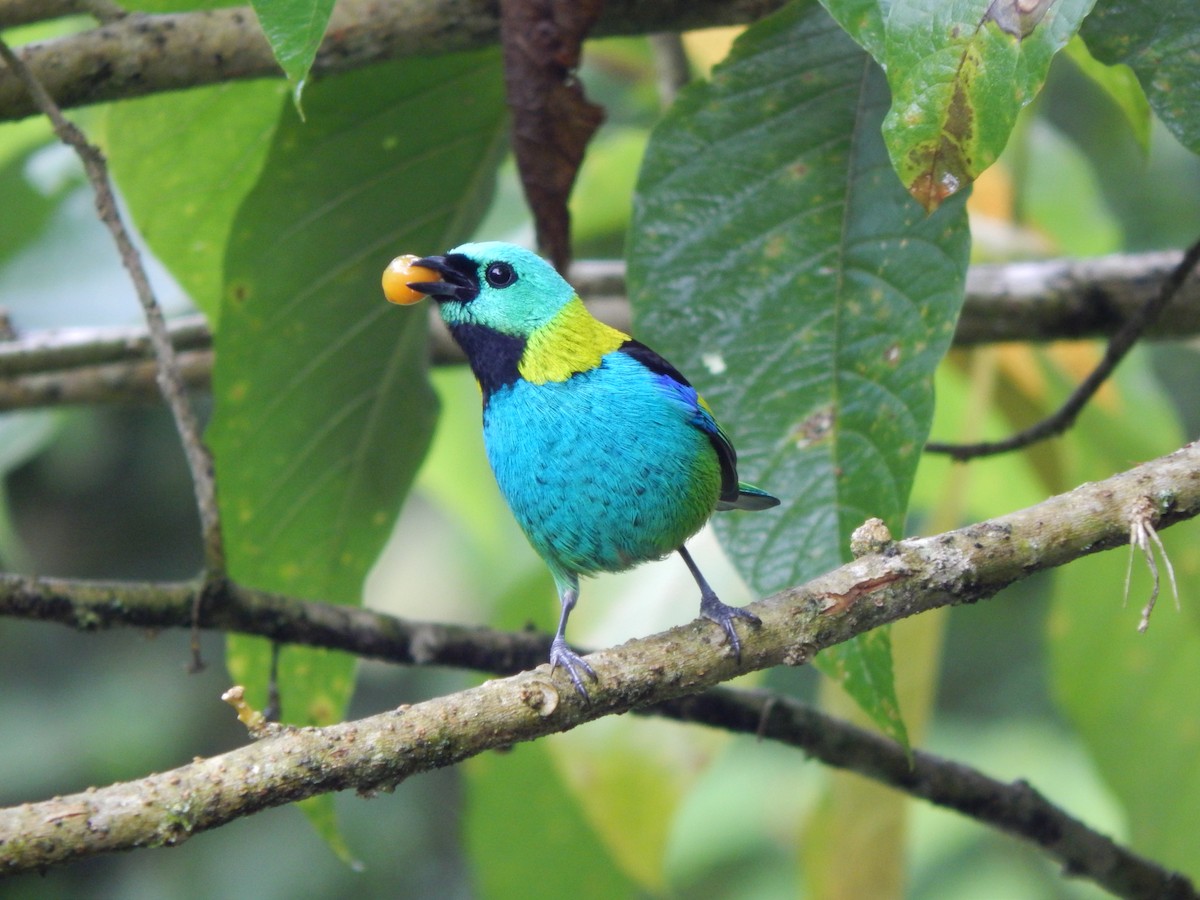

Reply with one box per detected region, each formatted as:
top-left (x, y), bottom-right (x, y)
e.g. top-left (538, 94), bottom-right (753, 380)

top-left (628, 2), bottom-right (970, 744)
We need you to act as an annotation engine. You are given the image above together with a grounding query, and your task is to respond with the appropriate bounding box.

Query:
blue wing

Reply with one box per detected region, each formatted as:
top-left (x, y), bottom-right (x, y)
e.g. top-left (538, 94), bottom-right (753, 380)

top-left (618, 340), bottom-right (778, 511)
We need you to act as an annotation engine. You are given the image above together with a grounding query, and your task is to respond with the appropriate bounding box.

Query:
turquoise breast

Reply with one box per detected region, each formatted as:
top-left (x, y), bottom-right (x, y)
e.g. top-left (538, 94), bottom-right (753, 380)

top-left (483, 351), bottom-right (722, 579)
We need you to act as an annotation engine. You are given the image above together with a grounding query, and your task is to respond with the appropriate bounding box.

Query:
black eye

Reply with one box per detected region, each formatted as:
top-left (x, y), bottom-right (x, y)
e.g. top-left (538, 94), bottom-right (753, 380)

top-left (484, 261), bottom-right (517, 288)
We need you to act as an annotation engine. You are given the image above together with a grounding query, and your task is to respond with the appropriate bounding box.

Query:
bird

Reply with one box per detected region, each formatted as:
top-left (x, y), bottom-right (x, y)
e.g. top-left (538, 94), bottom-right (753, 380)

top-left (385, 241), bottom-right (779, 699)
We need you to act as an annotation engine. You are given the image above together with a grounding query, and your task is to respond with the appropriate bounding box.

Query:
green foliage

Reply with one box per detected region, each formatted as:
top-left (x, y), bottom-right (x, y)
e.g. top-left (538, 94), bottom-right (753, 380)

top-left (822, 0), bottom-right (1095, 209)
top-left (251, 0), bottom-right (337, 106)
top-left (0, 133), bottom-right (69, 265)
top-left (628, 2), bottom-right (970, 746)
top-left (105, 81), bottom-right (288, 320)
top-left (1081, 0), bottom-right (1200, 154)
top-left (1062, 37), bottom-right (1151, 153)
top-left (465, 741), bottom-right (641, 897)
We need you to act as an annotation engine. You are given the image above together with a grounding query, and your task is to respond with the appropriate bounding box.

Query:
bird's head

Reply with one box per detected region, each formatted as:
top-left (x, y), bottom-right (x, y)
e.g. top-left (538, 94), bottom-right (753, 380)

top-left (405, 241), bottom-right (576, 336)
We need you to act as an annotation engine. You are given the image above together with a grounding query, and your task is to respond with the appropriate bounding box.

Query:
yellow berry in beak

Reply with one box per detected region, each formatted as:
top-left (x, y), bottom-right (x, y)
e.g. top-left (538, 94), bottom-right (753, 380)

top-left (382, 255), bottom-right (440, 305)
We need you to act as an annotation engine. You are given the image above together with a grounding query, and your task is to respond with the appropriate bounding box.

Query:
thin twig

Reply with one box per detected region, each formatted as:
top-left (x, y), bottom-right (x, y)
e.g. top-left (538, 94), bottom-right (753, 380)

top-left (927, 236), bottom-right (1200, 461)
top-left (0, 39), bottom-right (224, 656)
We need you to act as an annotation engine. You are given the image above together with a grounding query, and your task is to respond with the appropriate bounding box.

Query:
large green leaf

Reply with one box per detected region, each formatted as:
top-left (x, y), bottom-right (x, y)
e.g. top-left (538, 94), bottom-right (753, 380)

top-left (628, 2), bottom-right (970, 744)
top-left (1081, 0), bottom-right (1200, 154)
top-left (211, 50), bottom-right (505, 857)
top-left (822, 0), bottom-right (1095, 209)
top-left (105, 80), bottom-right (287, 321)
top-left (209, 49), bottom-right (507, 722)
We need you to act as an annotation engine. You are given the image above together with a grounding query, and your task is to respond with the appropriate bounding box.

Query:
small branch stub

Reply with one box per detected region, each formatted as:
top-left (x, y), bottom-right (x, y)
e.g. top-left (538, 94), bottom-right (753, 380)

top-left (221, 685), bottom-right (274, 739)
top-left (851, 517), bottom-right (894, 557)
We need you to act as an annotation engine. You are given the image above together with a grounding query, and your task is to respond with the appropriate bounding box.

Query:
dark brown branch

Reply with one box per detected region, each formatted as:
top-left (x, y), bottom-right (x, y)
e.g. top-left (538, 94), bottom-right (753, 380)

top-left (656, 689), bottom-right (1197, 900)
top-left (0, 0), bottom-right (788, 123)
top-left (927, 236), bottom-right (1200, 460)
top-left (4, 251), bottom-right (1200, 411)
top-left (0, 38), bottom-right (225, 588)
top-left (0, 573), bottom-right (552, 674)
top-left (2, 440), bottom-right (1200, 891)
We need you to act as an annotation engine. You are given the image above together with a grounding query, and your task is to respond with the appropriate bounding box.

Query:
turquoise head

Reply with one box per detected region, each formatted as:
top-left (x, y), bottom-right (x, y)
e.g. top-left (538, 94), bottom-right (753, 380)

top-left (408, 242), bottom-right (576, 337)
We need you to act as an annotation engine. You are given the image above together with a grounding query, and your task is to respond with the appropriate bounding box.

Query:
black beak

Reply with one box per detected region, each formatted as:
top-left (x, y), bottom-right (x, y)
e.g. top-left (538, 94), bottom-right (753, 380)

top-left (408, 255), bottom-right (479, 303)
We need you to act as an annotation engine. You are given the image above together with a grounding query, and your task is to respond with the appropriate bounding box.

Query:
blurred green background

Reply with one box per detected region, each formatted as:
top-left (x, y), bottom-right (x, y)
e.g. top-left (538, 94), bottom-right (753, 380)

top-left (2, 20), bottom-right (1199, 899)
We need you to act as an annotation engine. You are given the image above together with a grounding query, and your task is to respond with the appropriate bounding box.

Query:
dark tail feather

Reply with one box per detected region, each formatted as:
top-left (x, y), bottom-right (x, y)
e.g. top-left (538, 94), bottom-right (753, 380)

top-left (717, 482), bottom-right (780, 512)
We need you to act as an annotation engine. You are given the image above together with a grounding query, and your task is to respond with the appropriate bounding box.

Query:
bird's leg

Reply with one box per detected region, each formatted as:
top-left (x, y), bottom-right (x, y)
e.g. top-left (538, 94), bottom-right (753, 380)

top-left (548, 579), bottom-right (597, 701)
top-left (678, 545), bottom-right (761, 661)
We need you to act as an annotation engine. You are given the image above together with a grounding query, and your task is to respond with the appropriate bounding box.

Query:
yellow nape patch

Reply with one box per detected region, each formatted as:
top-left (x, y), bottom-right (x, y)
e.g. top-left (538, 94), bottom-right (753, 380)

top-left (519, 297), bottom-right (628, 383)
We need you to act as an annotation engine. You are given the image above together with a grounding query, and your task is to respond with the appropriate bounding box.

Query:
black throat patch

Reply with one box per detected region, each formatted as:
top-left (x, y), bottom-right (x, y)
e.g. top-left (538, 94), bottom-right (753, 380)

top-left (449, 322), bottom-right (526, 401)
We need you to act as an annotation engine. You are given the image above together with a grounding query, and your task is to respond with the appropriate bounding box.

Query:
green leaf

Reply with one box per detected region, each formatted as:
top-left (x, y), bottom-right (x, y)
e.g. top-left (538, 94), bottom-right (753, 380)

top-left (251, 0), bottom-right (336, 104)
top-left (628, 2), bottom-right (970, 744)
top-left (209, 50), bottom-right (505, 722)
top-left (824, 0), bottom-right (1095, 209)
top-left (1062, 36), bottom-right (1152, 153)
top-left (1081, 0), bottom-right (1200, 154)
top-left (818, 0), bottom-right (886, 58)
top-left (105, 80), bottom-right (288, 321)
top-left (299, 793), bottom-right (362, 871)
top-left (815, 627), bottom-right (908, 747)
top-left (465, 741), bottom-right (641, 898)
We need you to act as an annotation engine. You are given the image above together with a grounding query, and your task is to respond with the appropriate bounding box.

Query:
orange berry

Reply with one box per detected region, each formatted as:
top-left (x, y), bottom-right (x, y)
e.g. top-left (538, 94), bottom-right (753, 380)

top-left (382, 255), bottom-right (440, 305)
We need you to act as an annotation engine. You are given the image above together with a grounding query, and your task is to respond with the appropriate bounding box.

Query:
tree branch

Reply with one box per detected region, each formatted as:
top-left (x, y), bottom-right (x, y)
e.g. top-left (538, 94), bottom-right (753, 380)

top-left (2, 251), bottom-right (1198, 411)
top-left (656, 688), bottom-right (1197, 900)
top-left (0, 573), bottom-right (552, 674)
top-left (928, 236), bottom-right (1200, 460)
top-left (0, 316), bottom-right (213, 408)
top-left (0, 0), bottom-right (787, 123)
top-left (2, 439), bottom-right (1199, 889)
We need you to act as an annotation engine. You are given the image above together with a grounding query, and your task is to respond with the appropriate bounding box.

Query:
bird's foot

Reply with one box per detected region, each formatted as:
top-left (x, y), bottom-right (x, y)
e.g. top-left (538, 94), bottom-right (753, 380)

top-left (549, 636), bottom-right (598, 702)
top-left (700, 592), bottom-right (761, 662)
